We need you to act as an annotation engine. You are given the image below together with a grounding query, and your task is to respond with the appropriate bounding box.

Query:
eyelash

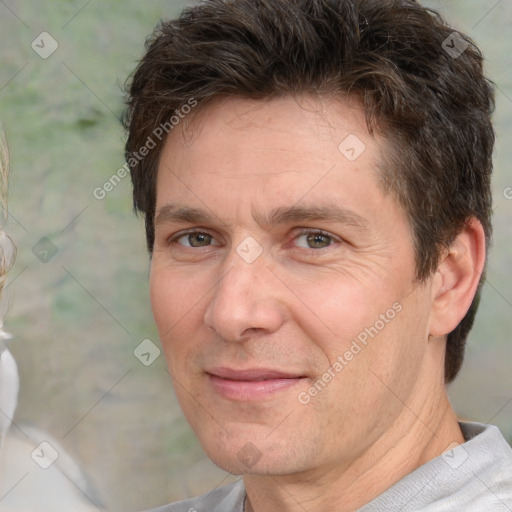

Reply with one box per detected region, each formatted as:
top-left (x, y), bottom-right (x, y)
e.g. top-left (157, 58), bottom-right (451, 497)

top-left (168, 228), bottom-right (341, 249)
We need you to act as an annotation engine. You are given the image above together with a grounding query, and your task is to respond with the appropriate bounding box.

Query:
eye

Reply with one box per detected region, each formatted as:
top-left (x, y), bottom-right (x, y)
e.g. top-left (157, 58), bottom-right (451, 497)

top-left (294, 230), bottom-right (338, 249)
top-left (173, 231), bottom-right (215, 248)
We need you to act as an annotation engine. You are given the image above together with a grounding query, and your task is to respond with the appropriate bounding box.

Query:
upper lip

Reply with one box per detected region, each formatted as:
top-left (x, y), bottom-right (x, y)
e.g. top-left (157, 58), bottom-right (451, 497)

top-left (206, 367), bottom-right (306, 381)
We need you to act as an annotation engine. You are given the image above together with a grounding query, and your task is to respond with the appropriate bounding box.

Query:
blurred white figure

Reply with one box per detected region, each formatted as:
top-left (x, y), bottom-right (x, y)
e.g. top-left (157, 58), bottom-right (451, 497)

top-left (0, 325), bottom-right (18, 452)
top-left (0, 131), bottom-right (18, 454)
top-left (0, 130), bottom-right (102, 511)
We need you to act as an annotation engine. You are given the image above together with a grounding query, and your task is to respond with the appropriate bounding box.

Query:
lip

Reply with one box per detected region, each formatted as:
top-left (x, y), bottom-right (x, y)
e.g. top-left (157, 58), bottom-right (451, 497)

top-left (206, 367), bottom-right (307, 401)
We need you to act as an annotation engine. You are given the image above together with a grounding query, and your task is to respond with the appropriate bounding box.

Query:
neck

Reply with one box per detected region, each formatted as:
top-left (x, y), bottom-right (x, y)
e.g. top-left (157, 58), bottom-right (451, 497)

top-left (244, 388), bottom-right (463, 512)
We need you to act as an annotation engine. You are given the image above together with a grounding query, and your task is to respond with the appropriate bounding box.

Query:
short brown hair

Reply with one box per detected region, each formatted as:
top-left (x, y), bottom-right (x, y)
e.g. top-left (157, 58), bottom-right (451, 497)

top-left (124, 0), bottom-right (495, 383)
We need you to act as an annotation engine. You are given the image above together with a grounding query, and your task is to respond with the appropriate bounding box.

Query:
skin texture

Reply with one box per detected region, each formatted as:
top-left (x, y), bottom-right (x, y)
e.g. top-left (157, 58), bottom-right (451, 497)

top-left (149, 95), bottom-right (485, 511)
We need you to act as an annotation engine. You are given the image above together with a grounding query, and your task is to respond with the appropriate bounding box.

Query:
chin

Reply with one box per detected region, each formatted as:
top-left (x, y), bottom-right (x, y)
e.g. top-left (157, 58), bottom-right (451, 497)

top-left (196, 427), bottom-right (310, 476)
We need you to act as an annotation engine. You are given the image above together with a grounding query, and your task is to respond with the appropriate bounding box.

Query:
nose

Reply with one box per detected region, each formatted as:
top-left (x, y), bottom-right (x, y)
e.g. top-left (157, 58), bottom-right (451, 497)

top-left (203, 251), bottom-right (286, 342)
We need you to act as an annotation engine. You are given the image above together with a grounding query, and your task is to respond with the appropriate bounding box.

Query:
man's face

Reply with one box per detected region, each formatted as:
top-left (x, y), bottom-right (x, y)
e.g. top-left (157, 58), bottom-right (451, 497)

top-left (150, 95), bottom-right (436, 475)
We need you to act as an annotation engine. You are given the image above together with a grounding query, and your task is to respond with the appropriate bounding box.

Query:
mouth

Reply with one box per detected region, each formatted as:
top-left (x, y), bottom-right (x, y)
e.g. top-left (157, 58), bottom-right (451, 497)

top-left (206, 367), bottom-right (307, 401)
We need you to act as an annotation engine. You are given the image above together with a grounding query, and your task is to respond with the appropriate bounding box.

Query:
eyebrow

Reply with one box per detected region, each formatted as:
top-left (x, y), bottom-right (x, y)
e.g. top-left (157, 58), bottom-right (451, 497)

top-left (155, 203), bottom-right (369, 231)
top-left (254, 205), bottom-right (368, 230)
top-left (154, 205), bottom-right (210, 226)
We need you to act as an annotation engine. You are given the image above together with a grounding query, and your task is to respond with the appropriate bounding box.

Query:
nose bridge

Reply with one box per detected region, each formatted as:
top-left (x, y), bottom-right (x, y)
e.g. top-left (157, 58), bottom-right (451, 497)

top-left (219, 255), bottom-right (259, 304)
top-left (204, 249), bottom-right (283, 341)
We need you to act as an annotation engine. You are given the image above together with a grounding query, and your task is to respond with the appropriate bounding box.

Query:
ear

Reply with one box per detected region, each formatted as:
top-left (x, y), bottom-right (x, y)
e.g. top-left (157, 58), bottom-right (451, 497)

top-left (429, 218), bottom-right (486, 337)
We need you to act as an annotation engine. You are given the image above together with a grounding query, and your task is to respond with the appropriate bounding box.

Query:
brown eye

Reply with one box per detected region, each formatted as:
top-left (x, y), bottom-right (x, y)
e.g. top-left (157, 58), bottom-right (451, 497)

top-left (177, 232), bottom-right (213, 247)
top-left (306, 232), bottom-right (332, 249)
top-left (294, 230), bottom-right (336, 249)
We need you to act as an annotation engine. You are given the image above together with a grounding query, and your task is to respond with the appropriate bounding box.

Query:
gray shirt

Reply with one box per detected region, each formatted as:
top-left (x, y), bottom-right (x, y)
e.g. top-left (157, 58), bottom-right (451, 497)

top-left (144, 422), bottom-right (512, 511)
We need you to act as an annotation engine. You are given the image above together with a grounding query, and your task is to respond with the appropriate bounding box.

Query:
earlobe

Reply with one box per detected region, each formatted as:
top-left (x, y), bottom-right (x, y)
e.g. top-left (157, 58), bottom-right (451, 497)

top-left (429, 218), bottom-right (486, 337)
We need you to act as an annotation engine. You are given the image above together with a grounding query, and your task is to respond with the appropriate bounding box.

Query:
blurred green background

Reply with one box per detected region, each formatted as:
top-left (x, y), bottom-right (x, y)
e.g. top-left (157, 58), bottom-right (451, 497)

top-left (0, 1), bottom-right (510, 511)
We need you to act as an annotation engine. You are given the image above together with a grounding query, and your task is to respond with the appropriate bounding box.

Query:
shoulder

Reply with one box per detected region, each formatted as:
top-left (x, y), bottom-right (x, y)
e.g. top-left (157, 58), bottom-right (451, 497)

top-left (452, 422), bottom-right (512, 510)
top-left (361, 422), bottom-right (512, 511)
top-left (141, 479), bottom-right (245, 512)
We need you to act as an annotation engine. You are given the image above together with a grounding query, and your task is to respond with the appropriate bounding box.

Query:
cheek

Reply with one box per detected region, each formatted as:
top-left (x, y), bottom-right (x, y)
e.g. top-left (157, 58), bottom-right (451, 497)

top-left (290, 269), bottom-right (403, 359)
top-left (359, 288), bottom-right (431, 396)
top-left (149, 268), bottom-right (177, 337)
top-left (149, 264), bottom-right (207, 363)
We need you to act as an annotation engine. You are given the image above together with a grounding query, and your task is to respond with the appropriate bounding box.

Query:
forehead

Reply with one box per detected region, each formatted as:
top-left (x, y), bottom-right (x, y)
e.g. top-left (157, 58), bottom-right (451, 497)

top-left (154, 94), bottom-right (395, 226)
top-left (165, 94), bottom-right (377, 167)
